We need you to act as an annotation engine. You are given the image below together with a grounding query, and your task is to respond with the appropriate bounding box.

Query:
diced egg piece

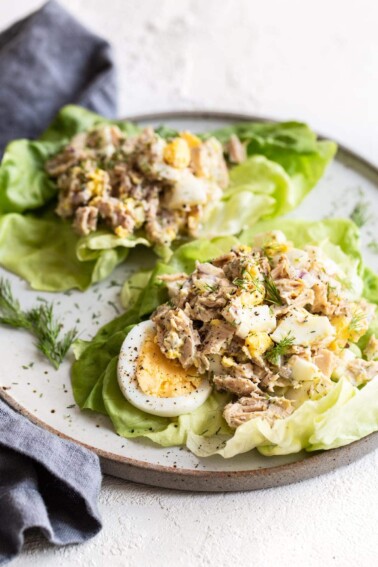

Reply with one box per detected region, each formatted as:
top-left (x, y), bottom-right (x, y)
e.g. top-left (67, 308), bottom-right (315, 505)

top-left (86, 168), bottom-right (109, 196)
top-left (285, 248), bottom-right (317, 285)
top-left (328, 315), bottom-right (351, 351)
top-left (117, 320), bottom-right (211, 417)
top-left (166, 170), bottom-right (209, 209)
top-left (163, 138), bottom-right (191, 169)
top-left (288, 356), bottom-right (320, 382)
top-left (245, 332), bottom-right (273, 358)
top-left (271, 308), bottom-right (336, 347)
top-left (286, 248), bottom-right (310, 269)
top-left (223, 302), bottom-right (276, 339)
top-left (180, 131), bottom-right (202, 148)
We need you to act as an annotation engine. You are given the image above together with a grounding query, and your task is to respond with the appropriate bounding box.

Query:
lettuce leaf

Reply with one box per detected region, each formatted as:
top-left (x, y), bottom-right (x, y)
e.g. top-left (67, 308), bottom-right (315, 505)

top-left (199, 126), bottom-right (336, 238)
top-left (72, 219), bottom-right (378, 457)
top-left (187, 379), bottom-right (356, 457)
top-left (210, 121), bottom-right (320, 152)
top-left (0, 213), bottom-right (149, 291)
top-left (41, 104), bottom-right (140, 142)
top-left (0, 106), bottom-right (146, 290)
top-left (188, 377), bottom-right (378, 458)
top-left (120, 269), bottom-right (153, 310)
top-left (0, 107), bottom-right (335, 291)
top-left (199, 189), bottom-right (274, 238)
top-left (212, 121), bottom-right (337, 222)
top-left (0, 139), bottom-right (63, 214)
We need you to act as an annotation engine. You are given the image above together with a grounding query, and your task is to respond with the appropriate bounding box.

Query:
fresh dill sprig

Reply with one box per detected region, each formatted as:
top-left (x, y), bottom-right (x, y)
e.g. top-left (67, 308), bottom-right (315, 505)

top-left (0, 278), bottom-right (32, 328)
top-left (0, 278), bottom-right (78, 369)
top-left (263, 276), bottom-right (282, 306)
top-left (233, 269), bottom-right (264, 293)
top-left (233, 277), bottom-right (248, 290)
top-left (204, 283), bottom-right (218, 293)
top-left (350, 200), bottom-right (371, 227)
top-left (265, 334), bottom-right (294, 365)
top-left (349, 310), bottom-right (366, 332)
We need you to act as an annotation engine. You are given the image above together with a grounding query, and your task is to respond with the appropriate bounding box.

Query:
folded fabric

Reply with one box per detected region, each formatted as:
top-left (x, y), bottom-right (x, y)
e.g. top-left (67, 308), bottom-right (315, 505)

top-left (0, 0), bottom-right (117, 155)
top-left (0, 400), bottom-right (102, 565)
top-left (0, 0), bottom-right (121, 560)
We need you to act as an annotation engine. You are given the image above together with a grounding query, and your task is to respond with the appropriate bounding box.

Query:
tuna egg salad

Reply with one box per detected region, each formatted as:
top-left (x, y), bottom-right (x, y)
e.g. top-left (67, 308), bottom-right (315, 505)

top-left (117, 231), bottom-right (378, 428)
top-left (45, 125), bottom-right (244, 248)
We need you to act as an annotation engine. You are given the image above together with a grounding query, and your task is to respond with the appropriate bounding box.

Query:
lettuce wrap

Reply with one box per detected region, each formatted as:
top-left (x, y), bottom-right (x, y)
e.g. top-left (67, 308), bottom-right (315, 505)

top-left (71, 218), bottom-right (378, 457)
top-left (0, 106), bottom-right (336, 291)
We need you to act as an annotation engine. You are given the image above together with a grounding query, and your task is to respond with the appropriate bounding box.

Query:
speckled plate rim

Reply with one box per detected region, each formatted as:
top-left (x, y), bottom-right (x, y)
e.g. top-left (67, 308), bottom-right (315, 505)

top-left (2, 110), bottom-right (378, 492)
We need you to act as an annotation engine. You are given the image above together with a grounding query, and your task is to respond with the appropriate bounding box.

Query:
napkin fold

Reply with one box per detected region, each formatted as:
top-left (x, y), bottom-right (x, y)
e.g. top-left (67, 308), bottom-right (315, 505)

top-left (0, 0), bottom-right (120, 561)
top-left (0, 401), bottom-right (102, 564)
top-left (0, 0), bottom-right (117, 154)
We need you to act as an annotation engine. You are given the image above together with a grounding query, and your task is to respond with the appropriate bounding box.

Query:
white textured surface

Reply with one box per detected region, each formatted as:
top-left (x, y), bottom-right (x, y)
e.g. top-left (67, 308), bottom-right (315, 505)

top-left (1, 1), bottom-right (378, 566)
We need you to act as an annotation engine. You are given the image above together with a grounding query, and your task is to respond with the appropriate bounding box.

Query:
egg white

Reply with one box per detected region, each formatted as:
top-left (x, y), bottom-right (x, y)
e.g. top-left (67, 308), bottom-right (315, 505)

top-left (117, 320), bottom-right (212, 417)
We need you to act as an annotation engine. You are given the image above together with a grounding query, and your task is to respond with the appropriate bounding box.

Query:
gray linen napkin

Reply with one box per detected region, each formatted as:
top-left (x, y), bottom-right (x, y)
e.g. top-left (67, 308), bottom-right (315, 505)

top-left (0, 0), bottom-right (121, 561)
top-left (0, 0), bottom-right (117, 154)
top-left (0, 401), bottom-right (102, 564)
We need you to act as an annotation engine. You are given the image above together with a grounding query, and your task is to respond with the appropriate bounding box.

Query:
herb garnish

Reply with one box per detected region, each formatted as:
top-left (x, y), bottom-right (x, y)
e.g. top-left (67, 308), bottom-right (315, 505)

top-left (204, 283), bottom-right (218, 293)
top-left (265, 334), bottom-right (294, 365)
top-left (0, 278), bottom-right (78, 369)
top-left (263, 276), bottom-right (283, 306)
top-left (233, 269), bottom-right (264, 293)
top-left (350, 200), bottom-right (371, 227)
top-left (232, 277), bottom-right (248, 290)
top-left (349, 310), bottom-right (365, 332)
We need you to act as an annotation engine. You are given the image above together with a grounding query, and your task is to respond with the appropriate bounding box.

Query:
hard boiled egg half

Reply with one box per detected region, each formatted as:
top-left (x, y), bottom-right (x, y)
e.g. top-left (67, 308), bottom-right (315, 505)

top-left (117, 320), bottom-right (212, 417)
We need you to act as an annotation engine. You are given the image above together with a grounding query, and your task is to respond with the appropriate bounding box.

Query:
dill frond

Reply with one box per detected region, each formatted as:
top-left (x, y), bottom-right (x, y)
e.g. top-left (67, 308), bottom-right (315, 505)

top-left (265, 334), bottom-right (294, 365)
top-left (350, 201), bottom-right (371, 227)
top-left (0, 278), bottom-right (77, 369)
top-left (264, 276), bottom-right (283, 306)
top-left (0, 278), bottom-right (32, 329)
top-left (204, 283), bottom-right (218, 293)
top-left (233, 269), bottom-right (264, 294)
top-left (349, 310), bottom-right (366, 332)
top-left (232, 277), bottom-right (248, 290)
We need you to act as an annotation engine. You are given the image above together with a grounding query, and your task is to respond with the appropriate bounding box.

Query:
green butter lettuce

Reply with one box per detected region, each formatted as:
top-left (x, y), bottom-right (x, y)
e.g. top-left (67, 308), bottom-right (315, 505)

top-left (188, 377), bottom-right (378, 458)
top-left (211, 121), bottom-right (337, 218)
top-left (0, 105), bottom-right (336, 291)
top-left (0, 213), bottom-right (148, 291)
top-left (0, 106), bottom-right (145, 290)
top-left (72, 218), bottom-right (378, 456)
top-left (0, 139), bottom-right (62, 214)
top-left (40, 104), bottom-right (140, 143)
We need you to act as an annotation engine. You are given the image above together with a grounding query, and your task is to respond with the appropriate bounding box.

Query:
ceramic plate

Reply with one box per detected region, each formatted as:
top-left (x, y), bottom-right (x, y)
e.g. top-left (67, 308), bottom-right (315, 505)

top-left (1, 112), bottom-right (378, 492)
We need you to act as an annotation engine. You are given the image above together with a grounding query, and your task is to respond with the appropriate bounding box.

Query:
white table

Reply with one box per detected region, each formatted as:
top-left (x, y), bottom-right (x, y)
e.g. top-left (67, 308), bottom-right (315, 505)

top-left (2, 1), bottom-right (378, 565)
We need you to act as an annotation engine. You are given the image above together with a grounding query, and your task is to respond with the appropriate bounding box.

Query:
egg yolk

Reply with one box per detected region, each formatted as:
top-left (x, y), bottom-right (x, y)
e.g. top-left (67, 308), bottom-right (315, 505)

top-left (136, 332), bottom-right (202, 398)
